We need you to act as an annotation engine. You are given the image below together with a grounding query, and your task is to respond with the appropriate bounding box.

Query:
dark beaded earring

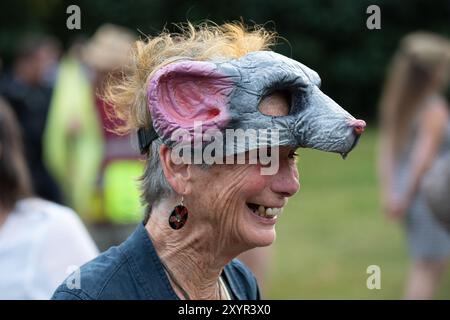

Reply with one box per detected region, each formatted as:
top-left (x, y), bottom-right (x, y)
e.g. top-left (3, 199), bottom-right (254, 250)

top-left (168, 196), bottom-right (188, 230)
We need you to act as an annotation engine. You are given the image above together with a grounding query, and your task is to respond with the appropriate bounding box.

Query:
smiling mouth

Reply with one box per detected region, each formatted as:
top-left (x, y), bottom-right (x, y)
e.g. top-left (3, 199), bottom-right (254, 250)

top-left (246, 202), bottom-right (284, 218)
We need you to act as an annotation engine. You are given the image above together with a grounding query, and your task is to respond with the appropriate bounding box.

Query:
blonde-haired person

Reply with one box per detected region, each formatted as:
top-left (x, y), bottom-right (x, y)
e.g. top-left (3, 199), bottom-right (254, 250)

top-left (51, 22), bottom-right (364, 300)
top-left (43, 25), bottom-right (142, 252)
top-left (378, 32), bottom-right (450, 299)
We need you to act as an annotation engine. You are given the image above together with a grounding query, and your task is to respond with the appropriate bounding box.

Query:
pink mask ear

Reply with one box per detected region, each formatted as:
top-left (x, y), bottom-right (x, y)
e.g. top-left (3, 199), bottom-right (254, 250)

top-left (147, 61), bottom-right (233, 140)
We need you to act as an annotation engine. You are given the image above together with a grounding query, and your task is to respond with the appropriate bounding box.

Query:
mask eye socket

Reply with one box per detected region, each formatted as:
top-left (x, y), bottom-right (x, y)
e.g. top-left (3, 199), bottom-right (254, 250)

top-left (258, 89), bottom-right (292, 116)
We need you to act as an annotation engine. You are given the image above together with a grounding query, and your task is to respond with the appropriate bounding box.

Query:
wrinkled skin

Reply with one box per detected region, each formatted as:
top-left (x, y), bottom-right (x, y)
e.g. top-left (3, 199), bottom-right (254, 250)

top-left (185, 146), bottom-right (299, 250)
top-left (150, 145), bottom-right (300, 299)
top-left (146, 53), bottom-right (366, 300)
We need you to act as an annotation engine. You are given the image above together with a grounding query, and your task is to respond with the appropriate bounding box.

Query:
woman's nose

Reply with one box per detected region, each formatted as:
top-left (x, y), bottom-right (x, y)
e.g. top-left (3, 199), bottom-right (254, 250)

top-left (271, 164), bottom-right (300, 198)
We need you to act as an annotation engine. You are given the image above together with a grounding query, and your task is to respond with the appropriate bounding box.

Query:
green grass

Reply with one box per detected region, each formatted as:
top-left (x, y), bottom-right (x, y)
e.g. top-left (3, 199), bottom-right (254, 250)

top-left (265, 127), bottom-right (450, 299)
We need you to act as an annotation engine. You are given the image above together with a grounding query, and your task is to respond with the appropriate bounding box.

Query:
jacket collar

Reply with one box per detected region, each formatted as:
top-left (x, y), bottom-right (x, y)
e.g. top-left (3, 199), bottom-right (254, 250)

top-left (119, 223), bottom-right (245, 300)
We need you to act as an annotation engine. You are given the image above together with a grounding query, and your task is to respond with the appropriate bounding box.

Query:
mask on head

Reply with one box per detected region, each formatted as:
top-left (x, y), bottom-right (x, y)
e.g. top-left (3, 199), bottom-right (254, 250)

top-left (139, 51), bottom-right (365, 160)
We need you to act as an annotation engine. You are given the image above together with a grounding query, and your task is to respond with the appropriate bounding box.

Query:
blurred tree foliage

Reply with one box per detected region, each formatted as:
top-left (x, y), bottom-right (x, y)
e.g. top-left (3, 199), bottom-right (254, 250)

top-left (1, 0), bottom-right (449, 120)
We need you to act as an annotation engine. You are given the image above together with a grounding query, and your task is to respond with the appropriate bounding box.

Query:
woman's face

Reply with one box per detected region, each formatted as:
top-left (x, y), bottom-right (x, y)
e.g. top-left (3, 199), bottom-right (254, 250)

top-left (187, 147), bottom-right (299, 250)
top-left (184, 92), bottom-right (300, 251)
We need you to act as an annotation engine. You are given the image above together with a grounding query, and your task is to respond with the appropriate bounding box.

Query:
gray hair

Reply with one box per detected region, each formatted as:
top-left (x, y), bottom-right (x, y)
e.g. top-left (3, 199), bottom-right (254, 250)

top-left (141, 138), bottom-right (174, 220)
top-left (140, 138), bottom-right (212, 223)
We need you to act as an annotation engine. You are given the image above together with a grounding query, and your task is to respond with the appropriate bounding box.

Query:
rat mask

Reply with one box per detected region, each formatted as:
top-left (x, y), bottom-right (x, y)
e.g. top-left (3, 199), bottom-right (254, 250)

top-left (139, 51), bottom-right (365, 159)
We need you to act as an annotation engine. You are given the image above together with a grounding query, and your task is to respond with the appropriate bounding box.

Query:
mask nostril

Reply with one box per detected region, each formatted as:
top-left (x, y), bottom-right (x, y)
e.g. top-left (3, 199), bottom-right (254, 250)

top-left (354, 125), bottom-right (364, 135)
top-left (350, 119), bottom-right (366, 135)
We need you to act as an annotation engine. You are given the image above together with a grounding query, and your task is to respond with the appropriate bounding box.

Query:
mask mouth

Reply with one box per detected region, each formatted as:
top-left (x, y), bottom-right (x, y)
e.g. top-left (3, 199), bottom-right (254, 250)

top-left (341, 133), bottom-right (361, 159)
top-left (293, 115), bottom-right (366, 158)
top-left (293, 123), bottom-right (365, 158)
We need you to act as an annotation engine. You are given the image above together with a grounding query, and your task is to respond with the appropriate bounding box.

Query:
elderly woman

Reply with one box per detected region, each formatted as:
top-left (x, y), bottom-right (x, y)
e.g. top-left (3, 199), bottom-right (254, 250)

top-left (52, 22), bottom-right (365, 300)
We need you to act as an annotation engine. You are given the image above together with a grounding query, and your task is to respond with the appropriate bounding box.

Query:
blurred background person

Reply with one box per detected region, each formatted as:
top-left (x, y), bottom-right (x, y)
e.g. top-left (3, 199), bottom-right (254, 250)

top-left (378, 32), bottom-right (450, 299)
top-left (0, 98), bottom-right (98, 299)
top-left (42, 35), bottom-right (103, 230)
top-left (43, 24), bottom-right (143, 251)
top-left (0, 35), bottom-right (62, 204)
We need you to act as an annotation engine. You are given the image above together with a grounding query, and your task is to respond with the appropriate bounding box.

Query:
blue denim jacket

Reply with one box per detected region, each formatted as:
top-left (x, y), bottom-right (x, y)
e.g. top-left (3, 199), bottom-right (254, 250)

top-left (51, 223), bottom-right (260, 300)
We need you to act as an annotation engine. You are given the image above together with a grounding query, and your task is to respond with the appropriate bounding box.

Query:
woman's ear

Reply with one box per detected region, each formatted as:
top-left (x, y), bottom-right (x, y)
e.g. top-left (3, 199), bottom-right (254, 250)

top-left (159, 144), bottom-right (191, 195)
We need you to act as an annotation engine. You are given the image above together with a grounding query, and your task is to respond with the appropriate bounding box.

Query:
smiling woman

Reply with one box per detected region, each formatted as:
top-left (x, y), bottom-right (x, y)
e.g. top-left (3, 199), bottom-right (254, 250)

top-left (51, 21), bottom-right (364, 300)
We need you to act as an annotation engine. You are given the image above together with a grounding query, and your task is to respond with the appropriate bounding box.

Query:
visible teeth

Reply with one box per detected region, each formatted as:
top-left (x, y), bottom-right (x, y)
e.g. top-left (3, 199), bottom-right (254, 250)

top-left (251, 204), bottom-right (283, 218)
top-left (258, 205), bottom-right (266, 216)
